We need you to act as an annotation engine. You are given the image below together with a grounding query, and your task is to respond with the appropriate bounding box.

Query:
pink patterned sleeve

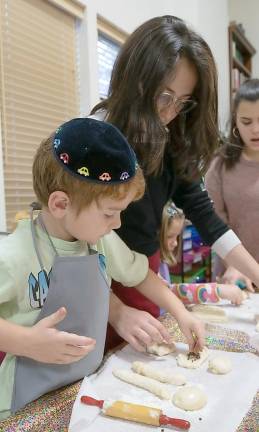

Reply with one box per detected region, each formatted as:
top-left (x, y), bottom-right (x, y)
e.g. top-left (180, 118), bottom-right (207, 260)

top-left (170, 283), bottom-right (220, 304)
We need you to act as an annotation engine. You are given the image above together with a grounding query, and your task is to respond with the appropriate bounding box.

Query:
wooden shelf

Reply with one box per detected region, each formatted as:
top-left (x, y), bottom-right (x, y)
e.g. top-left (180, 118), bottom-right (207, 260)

top-left (228, 22), bottom-right (256, 110)
top-left (232, 57), bottom-right (251, 77)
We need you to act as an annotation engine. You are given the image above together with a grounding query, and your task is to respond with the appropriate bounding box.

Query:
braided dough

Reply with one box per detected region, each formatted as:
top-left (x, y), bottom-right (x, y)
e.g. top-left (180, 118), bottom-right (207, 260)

top-left (132, 361), bottom-right (186, 385)
top-left (112, 369), bottom-right (173, 400)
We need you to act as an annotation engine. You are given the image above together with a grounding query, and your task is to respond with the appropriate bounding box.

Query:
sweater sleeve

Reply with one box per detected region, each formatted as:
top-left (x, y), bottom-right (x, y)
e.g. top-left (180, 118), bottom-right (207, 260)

top-left (205, 157), bottom-right (229, 224)
top-left (171, 283), bottom-right (220, 304)
top-left (172, 177), bottom-right (229, 246)
top-left (117, 187), bottom-right (160, 256)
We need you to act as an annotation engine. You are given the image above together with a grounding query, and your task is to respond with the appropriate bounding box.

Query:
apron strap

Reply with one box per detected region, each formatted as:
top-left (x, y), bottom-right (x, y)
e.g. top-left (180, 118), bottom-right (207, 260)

top-left (37, 213), bottom-right (59, 257)
top-left (30, 203), bottom-right (59, 271)
top-left (30, 202), bottom-right (92, 269)
top-left (30, 204), bottom-right (45, 271)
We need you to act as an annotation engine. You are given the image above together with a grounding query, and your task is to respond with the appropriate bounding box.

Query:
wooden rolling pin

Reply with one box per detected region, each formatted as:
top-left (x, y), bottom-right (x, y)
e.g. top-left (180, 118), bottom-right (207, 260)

top-left (81, 395), bottom-right (190, 430)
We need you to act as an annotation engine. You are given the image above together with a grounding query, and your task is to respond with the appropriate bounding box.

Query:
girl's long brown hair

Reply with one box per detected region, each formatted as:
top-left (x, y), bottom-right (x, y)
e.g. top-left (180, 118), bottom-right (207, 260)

top-left (218, 78), bottom-right (259, 169)
top-left (92, 15), bottom-right (219, 179)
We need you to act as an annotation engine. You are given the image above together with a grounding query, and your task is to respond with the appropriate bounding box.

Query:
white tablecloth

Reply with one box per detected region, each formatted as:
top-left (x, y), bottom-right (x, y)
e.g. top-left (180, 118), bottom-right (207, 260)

top-left (69, 294), bottom-right (259, 432)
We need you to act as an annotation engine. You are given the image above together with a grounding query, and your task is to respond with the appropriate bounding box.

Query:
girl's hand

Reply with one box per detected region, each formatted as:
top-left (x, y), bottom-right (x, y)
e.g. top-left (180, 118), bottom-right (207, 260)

top-left (177, 311), bottom-right (205, 353)
top-left (23, 307), bottom-right (96, 364)
top-left (221, 267), bottom-right (254, 292)
top-left (218, 284), bottom-right (244, 305)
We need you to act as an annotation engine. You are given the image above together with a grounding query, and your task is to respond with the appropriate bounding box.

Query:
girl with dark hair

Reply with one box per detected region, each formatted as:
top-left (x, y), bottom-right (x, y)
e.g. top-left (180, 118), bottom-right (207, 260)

top-left (91, 16), bottom-right (259, 352)
top-left (205, 78), bottom-right (259, 289)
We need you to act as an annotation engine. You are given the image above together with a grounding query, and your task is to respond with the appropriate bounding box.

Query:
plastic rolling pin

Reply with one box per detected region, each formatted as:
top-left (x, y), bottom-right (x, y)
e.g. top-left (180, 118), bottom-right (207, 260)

top-left (81, 395), bottom-right (190, 430)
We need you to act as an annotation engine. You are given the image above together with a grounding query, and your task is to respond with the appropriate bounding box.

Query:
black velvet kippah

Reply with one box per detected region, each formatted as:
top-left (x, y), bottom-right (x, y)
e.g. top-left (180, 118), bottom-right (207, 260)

top-left (52, 118), bottom-right (138, 183)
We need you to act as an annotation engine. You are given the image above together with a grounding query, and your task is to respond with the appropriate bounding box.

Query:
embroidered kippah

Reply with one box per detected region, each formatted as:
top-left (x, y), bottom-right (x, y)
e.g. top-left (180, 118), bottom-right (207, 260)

top-left (52, 118), bottom-right (138, 183)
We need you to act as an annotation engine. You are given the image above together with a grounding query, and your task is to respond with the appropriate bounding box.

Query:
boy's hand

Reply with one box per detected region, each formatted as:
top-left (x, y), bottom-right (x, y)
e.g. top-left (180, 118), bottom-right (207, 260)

top-left (111, 304), bottom-right (171, 352)
top-left (177, 311), bottom-right (205, 353)
top-left (218, 284), bottom-right (244, 305)
top-left (24, 307), bottom-right (96, 364)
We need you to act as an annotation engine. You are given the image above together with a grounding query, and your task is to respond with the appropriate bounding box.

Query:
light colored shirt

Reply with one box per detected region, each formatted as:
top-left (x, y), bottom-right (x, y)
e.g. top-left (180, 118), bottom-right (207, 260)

top-left (205, 155), bottom-right (259, 262)
top-left (0, 220), bottom-right (148, 418)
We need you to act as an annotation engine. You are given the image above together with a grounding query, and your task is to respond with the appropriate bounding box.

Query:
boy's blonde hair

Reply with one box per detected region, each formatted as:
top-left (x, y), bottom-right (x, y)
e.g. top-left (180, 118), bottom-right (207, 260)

top-left (33, 134), bottom-right (145, 211)
top-left (160, 201), bottom-right (185, 266)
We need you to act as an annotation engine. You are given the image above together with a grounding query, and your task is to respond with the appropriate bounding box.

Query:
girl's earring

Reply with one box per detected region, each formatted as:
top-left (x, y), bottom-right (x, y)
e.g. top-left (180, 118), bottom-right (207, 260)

top-left (232, 126), bottom-right (239, 138)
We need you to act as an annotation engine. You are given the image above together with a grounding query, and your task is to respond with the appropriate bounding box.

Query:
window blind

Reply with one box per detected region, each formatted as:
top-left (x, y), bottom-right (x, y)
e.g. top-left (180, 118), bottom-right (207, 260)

top-left (97, 17), bottom-right (127, 100)
top-left (0, 0), bottom-right (79, 230)
top-left (98, 32), bottom-right (121, 99)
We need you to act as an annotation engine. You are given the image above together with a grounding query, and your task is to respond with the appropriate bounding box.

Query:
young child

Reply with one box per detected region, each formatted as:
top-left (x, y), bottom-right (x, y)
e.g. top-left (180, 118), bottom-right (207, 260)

top-left (205, 79), bottom-right (259, 290)
top-left (159, 201), bottom-right (244, 305)
top-left (0, 118), bottom-right (204, 419)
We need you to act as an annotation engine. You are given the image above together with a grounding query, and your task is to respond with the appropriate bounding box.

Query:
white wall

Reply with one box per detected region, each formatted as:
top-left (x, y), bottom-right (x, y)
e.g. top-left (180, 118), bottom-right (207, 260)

top-left (229, 0), bottom-right (259, 78)
top-left (196, 0), bottom-right (230, 131)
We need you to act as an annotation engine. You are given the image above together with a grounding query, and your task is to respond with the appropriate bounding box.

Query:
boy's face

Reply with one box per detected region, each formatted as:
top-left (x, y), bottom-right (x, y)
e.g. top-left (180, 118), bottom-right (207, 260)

top-left (64, 189), bottom-right (137, 244)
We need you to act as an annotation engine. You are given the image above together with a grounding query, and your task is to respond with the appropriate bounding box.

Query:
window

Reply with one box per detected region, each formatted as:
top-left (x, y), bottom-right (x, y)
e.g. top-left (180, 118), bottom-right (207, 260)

top-left (97, 17), bottom-right (127, 100)
top-left (98, 33), bottom-right (121, 99)
top-left (0, 0), bottom-right (81, 230)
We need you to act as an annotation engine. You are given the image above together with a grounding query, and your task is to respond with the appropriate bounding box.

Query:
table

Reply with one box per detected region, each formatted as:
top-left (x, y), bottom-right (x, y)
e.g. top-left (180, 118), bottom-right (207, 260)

top-left (1, 295), bottom-right (259, 432)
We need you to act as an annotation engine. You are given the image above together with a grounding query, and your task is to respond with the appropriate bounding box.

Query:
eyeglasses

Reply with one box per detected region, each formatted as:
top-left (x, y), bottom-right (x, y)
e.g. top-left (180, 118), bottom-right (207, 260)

top-left (157, 91), bottom-right (197, 114)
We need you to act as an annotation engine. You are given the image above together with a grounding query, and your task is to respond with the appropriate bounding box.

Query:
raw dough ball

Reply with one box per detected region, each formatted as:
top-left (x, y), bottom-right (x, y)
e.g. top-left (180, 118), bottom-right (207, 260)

top-left (177, 347), bottom-right (209, 369)
top-left (208, 356), bottom-right (232, 374)
top-left (241, 290), bottom-right (248, 301)
top-left (132, 361), bottom-right (186, 385)
top-left (146, 342), bottom-right (175, 356)
top-left (173, 386), bottom-right (207, 411)
top-left (190, 304), bottom-right (228, 323)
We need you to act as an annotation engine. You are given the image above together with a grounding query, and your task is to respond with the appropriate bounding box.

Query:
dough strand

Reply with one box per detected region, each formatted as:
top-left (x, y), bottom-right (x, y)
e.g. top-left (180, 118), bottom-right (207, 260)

top-left (113, 368), bottom-right (173, 400)
top-left (132, 361), bottom-right (186, 385)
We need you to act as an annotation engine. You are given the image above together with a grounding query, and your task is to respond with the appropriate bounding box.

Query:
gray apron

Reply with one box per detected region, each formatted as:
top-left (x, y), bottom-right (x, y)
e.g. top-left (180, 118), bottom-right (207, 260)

top-left (11, 214), bottom-right (110, 413)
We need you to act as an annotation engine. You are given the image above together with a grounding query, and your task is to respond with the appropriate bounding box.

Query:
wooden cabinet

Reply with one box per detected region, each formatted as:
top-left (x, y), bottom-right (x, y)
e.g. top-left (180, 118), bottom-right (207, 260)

top-left (228, 22), bottom-right (256, 109)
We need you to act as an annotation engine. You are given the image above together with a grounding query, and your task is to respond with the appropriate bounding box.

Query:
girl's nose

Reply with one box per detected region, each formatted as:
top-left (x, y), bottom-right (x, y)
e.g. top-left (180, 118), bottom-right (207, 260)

top-left (251, 122), bottom-right (259, 133)
top-left (164, 106), bottom-right (178, 125)
top-left (169, 239), bottom-right (177, 251)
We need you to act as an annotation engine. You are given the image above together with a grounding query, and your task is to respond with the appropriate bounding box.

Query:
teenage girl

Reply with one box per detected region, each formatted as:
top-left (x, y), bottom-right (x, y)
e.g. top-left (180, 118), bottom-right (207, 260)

top-left (205, 79), bottom-right (259, 291)
top-left (91, 16), bottom-right (259, 351)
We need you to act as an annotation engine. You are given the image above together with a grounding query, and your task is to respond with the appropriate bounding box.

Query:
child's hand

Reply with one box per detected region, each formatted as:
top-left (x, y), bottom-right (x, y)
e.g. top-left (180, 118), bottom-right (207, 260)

top-left (221, 267), bottom-right (254, 292)
top-left (177, 311), bottom-right (205, 353)
top-left (25, 307), bottom-right (96, 364)
top-left (111, 304), bottom-right (171, 352)
top-left (218, 284), bottom-right (244, 305)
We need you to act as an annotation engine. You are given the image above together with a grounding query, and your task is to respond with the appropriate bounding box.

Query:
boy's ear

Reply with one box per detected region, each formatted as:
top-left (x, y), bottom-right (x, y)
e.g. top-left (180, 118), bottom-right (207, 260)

top-left (48, 191), bottom-right (71, 218)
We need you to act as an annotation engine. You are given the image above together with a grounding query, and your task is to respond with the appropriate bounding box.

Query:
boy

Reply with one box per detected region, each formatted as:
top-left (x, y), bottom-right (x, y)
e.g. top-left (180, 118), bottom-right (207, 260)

top-left (0, 118), bottom-right (204, 418)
